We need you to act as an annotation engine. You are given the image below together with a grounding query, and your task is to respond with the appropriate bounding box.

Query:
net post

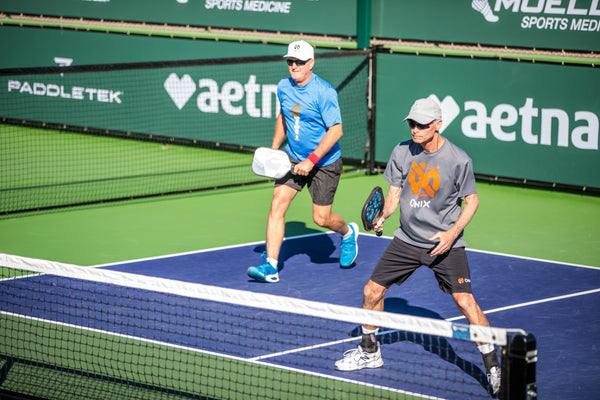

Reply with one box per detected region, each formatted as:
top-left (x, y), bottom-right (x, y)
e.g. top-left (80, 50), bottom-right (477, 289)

top-left (501, 333), bottom-right (537, 400)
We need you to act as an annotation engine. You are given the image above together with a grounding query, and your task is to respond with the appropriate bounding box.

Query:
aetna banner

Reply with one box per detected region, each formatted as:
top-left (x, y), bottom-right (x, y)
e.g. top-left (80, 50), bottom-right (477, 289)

top-left (375, 54), bottom-right (599, 188)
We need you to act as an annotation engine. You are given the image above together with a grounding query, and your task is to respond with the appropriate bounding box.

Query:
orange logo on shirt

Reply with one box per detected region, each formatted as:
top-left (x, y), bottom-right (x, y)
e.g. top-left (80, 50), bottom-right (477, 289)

top-left (291, 103), bottom-right (301, 117)
top-left (408, 162), bottom-right (440, 198)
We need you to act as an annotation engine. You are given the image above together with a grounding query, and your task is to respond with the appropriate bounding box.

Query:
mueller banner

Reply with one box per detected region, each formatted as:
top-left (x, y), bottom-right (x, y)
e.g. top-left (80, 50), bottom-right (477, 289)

top-left (372, 0), bottom-right (599, 52)
top-left (0, 0), bottom-right (357, 37)
top-left (374, 54), bottom-right (599, 188)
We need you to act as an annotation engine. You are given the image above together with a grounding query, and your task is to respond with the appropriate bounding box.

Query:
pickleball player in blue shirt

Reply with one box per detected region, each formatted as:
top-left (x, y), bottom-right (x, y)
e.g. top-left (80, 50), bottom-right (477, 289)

top-left (247, 40), bottom-right (359, 283)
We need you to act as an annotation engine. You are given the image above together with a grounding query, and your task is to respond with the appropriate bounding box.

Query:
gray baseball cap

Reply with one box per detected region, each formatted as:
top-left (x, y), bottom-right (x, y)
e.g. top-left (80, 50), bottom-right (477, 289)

top-left (403, 98), bottom-right (442, 124)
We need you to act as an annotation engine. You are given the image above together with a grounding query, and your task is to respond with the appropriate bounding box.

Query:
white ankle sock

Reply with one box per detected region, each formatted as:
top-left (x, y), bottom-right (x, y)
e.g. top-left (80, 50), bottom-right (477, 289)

top-left (362, 327), bottom-right (378, 335)
top-left (342, 225), bottom-right (353, 239)
top-left (478, 343), bottom-right (494, 354)
top-left (266, 257), bottom-right (278, 268)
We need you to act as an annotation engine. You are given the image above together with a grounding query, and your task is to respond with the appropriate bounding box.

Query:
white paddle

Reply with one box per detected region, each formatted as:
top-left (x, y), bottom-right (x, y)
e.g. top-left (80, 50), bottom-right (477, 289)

top-left (252, 147), bottom-right (294, 179)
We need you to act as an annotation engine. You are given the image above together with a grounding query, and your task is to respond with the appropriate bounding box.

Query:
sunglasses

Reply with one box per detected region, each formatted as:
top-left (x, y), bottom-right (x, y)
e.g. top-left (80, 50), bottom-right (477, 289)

top-left (286, 59), bottom-right (308, 66)
top-left (408, 120), bottom-right (435, 130)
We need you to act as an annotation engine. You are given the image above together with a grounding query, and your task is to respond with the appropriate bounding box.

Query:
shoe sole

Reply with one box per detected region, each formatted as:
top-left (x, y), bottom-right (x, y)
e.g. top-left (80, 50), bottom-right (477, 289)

top-left (334, 360), bottom-right (383, 371)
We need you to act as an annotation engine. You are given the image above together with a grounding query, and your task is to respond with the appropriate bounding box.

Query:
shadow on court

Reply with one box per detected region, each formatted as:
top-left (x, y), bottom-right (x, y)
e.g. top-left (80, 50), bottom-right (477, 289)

top-left (251, 221), bottom-right (357, 275)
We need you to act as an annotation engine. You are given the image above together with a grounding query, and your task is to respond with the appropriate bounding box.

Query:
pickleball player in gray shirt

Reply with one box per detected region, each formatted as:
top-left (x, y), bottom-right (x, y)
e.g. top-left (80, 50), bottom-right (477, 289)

top-left (335, 97), bottom-right (502, 397)
top-left (389, 126), bottom-right (476, 249)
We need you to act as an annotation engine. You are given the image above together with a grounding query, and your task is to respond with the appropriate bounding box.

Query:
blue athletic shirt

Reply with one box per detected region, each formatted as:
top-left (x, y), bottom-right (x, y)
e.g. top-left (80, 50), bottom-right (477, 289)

top-left (277, 73), bottom-right (342, 167)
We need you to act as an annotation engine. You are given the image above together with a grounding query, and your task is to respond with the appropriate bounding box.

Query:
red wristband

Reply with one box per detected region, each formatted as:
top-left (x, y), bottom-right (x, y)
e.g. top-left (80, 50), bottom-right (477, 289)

top-left (307, 153), bottom-right (320, 165)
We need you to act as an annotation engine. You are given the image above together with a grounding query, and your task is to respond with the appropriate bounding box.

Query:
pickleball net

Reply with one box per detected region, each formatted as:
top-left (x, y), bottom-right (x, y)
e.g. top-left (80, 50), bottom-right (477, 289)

top-left (0, 253), bottom-right (536, 400)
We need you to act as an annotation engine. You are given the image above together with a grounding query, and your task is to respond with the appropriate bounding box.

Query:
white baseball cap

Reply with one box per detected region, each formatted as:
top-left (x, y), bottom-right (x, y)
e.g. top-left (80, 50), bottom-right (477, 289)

top-left (403, 98), bottom-right (442, 124)
top-left (284, 40), bottom-right (314, 61)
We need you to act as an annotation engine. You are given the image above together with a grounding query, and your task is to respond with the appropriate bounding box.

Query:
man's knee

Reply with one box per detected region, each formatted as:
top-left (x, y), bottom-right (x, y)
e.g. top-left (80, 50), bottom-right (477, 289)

top-left (452, 292), bottom-right (476, 311)
top-left (363, 280), bottom-right (386, 306)
top-left (312, 213), bottom-right (328, 227)
top-left (452, 292), bottom-right (486, 320)
top-left (270, 188), bottom-right (296, 217)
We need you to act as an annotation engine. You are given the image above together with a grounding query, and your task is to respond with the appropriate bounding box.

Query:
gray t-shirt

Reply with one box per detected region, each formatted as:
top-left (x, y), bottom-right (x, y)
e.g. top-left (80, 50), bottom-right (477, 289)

top-left (383, 138), bottom-right (477, 248)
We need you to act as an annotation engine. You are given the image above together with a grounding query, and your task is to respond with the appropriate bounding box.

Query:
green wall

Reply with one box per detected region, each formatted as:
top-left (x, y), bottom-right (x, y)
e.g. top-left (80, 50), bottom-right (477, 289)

top-left (3, 0), bottom-right (598, 51)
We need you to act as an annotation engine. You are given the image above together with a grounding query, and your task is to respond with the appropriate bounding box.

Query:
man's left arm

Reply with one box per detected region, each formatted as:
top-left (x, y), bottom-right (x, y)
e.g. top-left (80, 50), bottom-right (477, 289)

top-left (428, 193), bottom-right (479, 256)
top-left (294, 123), bottom-right (343, 176)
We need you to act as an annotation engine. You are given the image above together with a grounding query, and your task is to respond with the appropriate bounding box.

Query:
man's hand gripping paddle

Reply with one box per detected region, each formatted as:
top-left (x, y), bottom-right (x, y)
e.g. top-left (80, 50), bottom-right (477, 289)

top-left (361, 186), bottom-right (384, 237)
top-left (252, 147), bottom-right (294, 179)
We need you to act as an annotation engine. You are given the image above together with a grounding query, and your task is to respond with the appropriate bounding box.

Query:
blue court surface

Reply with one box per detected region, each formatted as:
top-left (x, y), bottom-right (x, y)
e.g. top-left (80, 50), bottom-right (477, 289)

top-left (96, 232), bottom-right (600, 400)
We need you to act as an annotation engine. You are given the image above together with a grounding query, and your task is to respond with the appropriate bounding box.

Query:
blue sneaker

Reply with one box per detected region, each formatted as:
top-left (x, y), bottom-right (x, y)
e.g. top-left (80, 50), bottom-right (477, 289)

top-left (340, 222), bottom-right (358, 267)
top-left (247, 251), bottom-right (279, 283)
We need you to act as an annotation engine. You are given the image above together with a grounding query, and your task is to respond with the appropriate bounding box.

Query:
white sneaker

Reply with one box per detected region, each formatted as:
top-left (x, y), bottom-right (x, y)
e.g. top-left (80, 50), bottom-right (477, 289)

top-left (247, 251), bottom-right (279, 283)
top-left (487, 366), bottom-right (501, 397)
top-left (482, 350), bottom-right (501, 396)
top-left (334, 344), bottom-right (384, 371)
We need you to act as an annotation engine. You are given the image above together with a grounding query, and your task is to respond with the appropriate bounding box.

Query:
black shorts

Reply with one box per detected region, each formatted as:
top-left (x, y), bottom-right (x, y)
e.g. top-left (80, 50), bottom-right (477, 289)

top-left (275, 157), bottom-right (343, 206)
top-left (370, 237), bottom-right (473, 294)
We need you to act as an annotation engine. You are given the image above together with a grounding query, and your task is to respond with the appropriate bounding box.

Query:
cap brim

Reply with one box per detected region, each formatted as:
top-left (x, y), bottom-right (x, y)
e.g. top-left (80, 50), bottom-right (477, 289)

top-left (283, 54), bottom-right (311, 61)
top-left (403, 113), bottom-right (435, 124)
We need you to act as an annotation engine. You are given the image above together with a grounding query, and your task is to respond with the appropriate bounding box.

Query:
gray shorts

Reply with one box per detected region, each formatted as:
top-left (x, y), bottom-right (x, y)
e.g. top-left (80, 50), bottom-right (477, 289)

top-left (275, 157), bottom-right (343, 206)
top-left (370, 237), bottom-right (473, 294)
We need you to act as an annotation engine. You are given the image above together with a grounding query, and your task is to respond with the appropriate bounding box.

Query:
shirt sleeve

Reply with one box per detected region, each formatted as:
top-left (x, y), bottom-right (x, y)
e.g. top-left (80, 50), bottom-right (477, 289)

top-left (383, 143), bottom-right (408, 188)
top-left (319, 86), bottom-right (342, 129)
top-left (456, 155), bottom-right (477, 198)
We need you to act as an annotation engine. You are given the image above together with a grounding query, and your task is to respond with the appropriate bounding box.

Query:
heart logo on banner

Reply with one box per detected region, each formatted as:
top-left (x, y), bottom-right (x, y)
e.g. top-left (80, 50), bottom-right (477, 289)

top-left (164, 73), bottom-right (196, 110)
top-left (427, 94), bottom-right (460, 134)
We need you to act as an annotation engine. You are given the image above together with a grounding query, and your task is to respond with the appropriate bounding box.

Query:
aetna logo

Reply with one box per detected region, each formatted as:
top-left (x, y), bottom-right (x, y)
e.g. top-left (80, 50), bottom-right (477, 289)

top-left (431, 94), bottom-right (598, 150)
top-left (163, 73), bottom-right (279, 118)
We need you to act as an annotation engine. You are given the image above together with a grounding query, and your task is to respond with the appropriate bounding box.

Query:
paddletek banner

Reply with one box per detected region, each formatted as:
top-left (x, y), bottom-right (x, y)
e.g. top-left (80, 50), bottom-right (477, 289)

top-left (0, 55), bottom-right (369, 160)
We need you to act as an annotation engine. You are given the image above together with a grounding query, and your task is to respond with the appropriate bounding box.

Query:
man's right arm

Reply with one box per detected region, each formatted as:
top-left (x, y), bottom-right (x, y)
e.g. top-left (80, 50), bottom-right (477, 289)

top-left (271, 113), bottom-right (286, 149)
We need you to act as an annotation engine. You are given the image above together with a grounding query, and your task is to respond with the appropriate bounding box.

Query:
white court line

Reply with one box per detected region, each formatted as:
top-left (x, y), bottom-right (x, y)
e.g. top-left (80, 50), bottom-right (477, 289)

top-left (446, 287), bottom-right (600, 321)
top-left (466, 247), bottom-right (599, 270)
top-left (249, 336), bottom-right (359, 362)
top-left (91, 232), bottom-right (328, 268)
top-left (90, 232), bottom-right (600, 270)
